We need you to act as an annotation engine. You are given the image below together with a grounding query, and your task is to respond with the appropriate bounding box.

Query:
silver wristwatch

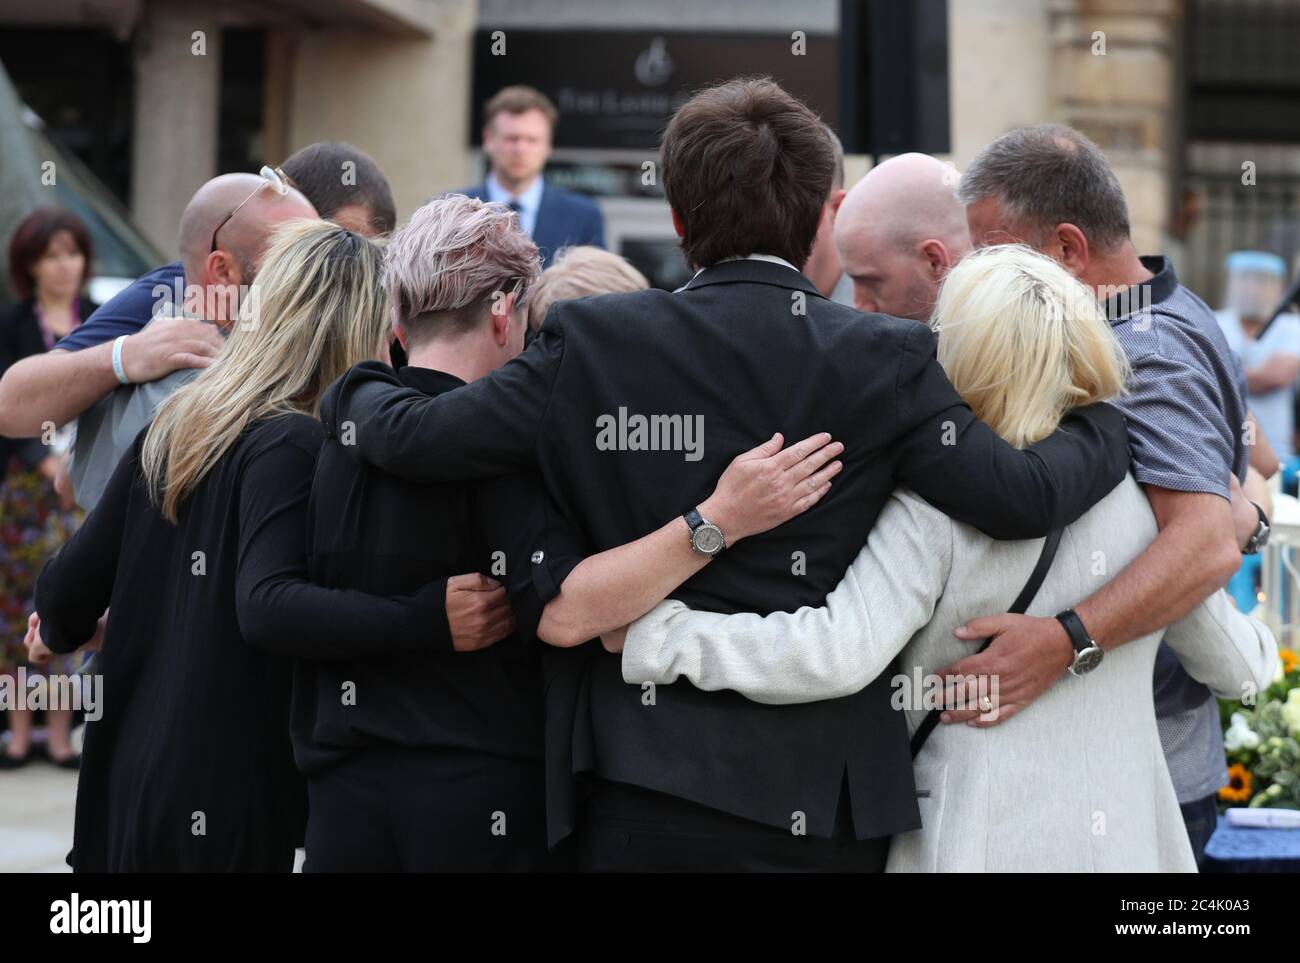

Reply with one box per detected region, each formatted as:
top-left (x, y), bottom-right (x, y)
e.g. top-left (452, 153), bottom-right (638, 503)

top-left (683, 507), bottom-right (726, 557)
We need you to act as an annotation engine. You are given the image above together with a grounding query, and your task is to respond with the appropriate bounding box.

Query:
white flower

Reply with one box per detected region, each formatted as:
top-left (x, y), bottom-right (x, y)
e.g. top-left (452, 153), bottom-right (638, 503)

top-left (1225, 712), bottom-right (1262, 751)
top-left (1281, 689), bottom-right (1300, 739)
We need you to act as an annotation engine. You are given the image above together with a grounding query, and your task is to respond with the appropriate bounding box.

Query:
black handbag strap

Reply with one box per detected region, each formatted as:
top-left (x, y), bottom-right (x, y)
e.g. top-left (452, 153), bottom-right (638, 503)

top-left (909, 528), bottom-right (1063, 759)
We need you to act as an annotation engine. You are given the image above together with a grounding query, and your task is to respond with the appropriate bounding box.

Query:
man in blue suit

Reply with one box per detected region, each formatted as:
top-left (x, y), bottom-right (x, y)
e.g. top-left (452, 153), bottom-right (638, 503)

top-left (463, 86), bottom-right (605, 267)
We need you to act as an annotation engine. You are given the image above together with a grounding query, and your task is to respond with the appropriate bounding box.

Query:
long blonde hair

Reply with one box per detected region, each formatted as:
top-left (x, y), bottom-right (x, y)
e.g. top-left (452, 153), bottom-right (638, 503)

top-left (142, 219), bottom-right (388, 522)
top-left (931, 244), bottom-right (1130, 448)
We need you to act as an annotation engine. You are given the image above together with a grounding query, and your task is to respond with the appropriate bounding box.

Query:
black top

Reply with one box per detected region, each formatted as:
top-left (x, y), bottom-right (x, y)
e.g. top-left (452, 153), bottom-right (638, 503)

top-left (323, 257), bottom-right (1132, 842)
top-left (0, 296), bottom-right (99, 367)
top-left (35, 414), bottom-right (448, 872)
top-left (0, 297), bottom-right (97, 468)
top-left (294, 365), bottom-right (583, 776)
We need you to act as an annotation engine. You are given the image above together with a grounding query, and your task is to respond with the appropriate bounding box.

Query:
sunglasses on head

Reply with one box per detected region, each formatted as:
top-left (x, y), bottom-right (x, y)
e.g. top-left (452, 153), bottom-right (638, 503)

top-left (209, 165), bottom-right (294, 254)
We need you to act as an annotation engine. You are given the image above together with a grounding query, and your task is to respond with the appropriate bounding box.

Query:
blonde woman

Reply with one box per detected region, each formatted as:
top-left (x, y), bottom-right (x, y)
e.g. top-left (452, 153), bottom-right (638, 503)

top-left (540, 245), bottom-right (1278, 872)
top-left (526, 246), bottom-right (649, 332)
top-left (32, 221), bottom-right (473, 872)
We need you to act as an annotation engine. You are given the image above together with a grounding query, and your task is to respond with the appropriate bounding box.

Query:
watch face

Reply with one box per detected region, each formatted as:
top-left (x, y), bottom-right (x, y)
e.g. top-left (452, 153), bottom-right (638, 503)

top-left (692, 523), bottom-right (725, 556)
top-left (1070, 645), bottom-right (1104, 676)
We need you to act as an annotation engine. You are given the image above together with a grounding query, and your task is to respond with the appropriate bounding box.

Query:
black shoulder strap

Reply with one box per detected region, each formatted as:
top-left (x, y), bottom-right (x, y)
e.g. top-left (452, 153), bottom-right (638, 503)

top-left (909, 528), bottom-right (1063, 759)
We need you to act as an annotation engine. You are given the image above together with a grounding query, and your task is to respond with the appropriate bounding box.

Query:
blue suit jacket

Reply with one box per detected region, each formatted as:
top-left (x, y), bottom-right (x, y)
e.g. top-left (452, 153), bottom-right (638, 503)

top-left (462, 179), bottom-right (605, 267)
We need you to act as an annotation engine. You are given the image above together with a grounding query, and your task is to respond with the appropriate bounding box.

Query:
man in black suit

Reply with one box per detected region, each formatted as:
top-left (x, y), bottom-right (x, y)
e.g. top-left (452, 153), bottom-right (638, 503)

top-left (323, 78), bottom-right (1130, 871)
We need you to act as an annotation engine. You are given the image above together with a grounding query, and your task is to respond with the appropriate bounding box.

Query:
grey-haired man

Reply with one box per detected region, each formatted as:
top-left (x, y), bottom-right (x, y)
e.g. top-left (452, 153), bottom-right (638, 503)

top-left (945, 123), bottom-right (1267, 863)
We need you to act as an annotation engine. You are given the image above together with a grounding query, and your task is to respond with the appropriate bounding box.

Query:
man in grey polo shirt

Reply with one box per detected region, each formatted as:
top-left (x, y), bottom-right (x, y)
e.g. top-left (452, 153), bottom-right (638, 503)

top-left (70, 337), bottom-right (207, 511)
top-left (947, 124), bottom-right (1267, 863)
top-left (67, 172), bottom-right (317, 510)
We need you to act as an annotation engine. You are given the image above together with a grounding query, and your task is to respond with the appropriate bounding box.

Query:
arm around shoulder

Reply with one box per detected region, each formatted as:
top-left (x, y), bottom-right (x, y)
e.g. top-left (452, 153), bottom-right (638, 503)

top-left (620, 491), bottom-right (954, 703)
top-left (0, 346), bottom-right (118, 436)
top-left (321, 325), bottom-right (565, 483)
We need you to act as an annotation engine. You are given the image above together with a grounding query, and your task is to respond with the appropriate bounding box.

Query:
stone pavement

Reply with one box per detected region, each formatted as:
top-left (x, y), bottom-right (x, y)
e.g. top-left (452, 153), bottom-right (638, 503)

top-left (0, 761), bottom-right (309, 872)
top-left (0, 759), bottom-right (76, 873)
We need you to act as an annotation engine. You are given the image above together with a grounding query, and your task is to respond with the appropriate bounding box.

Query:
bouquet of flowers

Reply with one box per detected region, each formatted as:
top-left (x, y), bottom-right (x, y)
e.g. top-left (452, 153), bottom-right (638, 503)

top-left (1219, 648), bottom-right (1300, 809)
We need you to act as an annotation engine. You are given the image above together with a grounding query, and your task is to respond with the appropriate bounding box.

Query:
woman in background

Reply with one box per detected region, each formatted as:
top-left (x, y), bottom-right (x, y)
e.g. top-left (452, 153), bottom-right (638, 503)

top-left (0, 208), bottom-right (98, 768)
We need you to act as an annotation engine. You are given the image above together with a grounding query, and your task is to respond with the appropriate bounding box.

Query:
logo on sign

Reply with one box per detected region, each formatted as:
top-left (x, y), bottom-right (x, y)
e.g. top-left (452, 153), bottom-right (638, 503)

top-left (635, 37), bottom-right (675, 86)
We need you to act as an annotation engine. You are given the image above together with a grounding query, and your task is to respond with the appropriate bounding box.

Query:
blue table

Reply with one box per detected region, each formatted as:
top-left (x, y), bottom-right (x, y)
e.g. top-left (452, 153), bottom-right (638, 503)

top-left (1203, 822), bottom-right (1300, 873)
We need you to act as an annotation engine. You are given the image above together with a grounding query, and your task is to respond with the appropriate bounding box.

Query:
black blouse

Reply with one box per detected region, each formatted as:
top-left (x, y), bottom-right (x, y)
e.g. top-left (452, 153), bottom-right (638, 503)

top-left (35, 413), bottom-right (447, 872)
top-left (0, 296), bottom-right (97, 469)
top-left (295, 365), bottom-right (585, 776)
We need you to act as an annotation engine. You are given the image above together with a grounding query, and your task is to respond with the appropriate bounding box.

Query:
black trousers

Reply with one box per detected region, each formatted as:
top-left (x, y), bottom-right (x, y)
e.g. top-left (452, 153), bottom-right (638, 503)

top-left (304, 746), bottom-right (556, 872)
top-left (576, 776), bottom-right (890, 872)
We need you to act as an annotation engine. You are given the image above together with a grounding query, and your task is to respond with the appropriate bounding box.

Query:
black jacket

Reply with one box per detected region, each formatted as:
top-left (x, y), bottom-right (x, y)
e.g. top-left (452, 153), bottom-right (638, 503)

top-left (322, 258), bottom-right (1130, 841)
top-left (0, 297), bottom-right (96, 468)
top-left (296, 366), bottom-right (583, 776)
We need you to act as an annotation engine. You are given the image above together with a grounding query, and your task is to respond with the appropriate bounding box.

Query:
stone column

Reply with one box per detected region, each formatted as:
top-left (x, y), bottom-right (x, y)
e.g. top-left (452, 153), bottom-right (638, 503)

top-left (948, 0), bottom-right (1054, 169)
top-left (1046, 0), bottom-right (1180, 255)
top-left (287, 0), bottom-right (477, 223)
top-left (129, 0), bottom-right (221, 255)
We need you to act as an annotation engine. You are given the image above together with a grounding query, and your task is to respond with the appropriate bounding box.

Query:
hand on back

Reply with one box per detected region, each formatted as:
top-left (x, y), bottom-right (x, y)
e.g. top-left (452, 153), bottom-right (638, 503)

top-left (701, 431), bottom-right (843, 543)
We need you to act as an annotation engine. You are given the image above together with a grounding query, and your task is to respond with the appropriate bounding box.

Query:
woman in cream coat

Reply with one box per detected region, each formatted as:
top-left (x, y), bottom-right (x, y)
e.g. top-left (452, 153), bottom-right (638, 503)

top-left (541, 244), bottom-right (1279, 873)
top-left (620, 476), bottom-right (1275, 871)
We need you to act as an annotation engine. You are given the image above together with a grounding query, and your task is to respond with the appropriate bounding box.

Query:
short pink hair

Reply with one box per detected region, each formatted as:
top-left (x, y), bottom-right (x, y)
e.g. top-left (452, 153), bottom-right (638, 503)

top-left (385, 193), bottom-right (540, 341)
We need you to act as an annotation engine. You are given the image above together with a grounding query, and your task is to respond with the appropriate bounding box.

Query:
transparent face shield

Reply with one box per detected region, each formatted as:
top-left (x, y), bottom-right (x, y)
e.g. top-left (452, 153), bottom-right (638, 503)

top-left (1224, 268), bottom-right (1285, 322)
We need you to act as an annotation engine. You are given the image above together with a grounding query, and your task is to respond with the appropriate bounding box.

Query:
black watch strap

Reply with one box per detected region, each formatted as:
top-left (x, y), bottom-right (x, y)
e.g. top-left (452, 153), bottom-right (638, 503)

top-left (1055, 609), bottom-right (1092, 655)
top-left (1244, 501), bottom-right (1269, 555)
top-left (683, 508), bottom-right (703, 531)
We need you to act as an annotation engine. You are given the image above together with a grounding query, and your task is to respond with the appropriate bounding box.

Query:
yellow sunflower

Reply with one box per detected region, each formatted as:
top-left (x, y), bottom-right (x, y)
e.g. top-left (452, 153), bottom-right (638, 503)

top-left (1281, 648), bottom-right (1298, 676)
top-left (1218, 763), bottom-right (1253, 804)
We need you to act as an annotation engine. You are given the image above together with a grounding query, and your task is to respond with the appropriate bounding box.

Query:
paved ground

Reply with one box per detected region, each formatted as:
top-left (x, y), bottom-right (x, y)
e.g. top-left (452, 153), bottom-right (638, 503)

top-left (0, 755), bottom-right (308, 873)
top-left (0, 759), bottom-right (76, 873)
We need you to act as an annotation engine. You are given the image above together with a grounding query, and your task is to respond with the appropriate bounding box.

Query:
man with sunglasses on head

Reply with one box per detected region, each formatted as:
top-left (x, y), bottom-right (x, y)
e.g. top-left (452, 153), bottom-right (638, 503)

top-left (0, 145), bottom-right (395, 485)
top-left (43, 169), bottom-right (315, 511)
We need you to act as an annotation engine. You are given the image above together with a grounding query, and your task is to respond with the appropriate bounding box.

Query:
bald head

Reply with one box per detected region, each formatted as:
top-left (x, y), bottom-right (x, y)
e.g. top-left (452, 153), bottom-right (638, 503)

top-left (834, 152), bottom-right (972, 320)
top-left (177, 173), bottom-right (317, 290)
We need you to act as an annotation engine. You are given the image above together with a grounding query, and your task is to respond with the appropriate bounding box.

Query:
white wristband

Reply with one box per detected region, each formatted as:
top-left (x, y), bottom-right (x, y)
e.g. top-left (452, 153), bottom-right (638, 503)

top-left (112, 335), bottom-right (131, 385)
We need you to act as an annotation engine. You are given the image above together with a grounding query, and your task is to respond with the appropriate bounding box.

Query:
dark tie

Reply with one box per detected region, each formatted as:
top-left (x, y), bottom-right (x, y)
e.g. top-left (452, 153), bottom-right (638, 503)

top-left (507, 200), bottom-right (522, 216)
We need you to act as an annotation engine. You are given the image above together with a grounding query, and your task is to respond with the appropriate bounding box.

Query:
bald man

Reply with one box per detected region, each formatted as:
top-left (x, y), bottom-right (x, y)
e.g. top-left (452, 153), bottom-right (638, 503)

top-left (0, 173), bottom-right (315, 441)
top-left (173, 172), bottom-right (317, 321)
top-left (0, 173), bottom-right (315, 511)
top-left (834, 152), bottom-right (971, 321)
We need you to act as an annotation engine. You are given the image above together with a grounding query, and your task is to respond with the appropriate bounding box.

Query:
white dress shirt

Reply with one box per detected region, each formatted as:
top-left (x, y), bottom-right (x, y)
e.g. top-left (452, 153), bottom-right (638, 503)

top-left (485, 172), bottom-right (544, 238)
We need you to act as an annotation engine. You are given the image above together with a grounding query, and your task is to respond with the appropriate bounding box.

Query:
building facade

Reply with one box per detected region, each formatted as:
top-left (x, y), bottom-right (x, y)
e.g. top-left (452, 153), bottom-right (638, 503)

top-left (1, 0), bottom-right (1297, 302)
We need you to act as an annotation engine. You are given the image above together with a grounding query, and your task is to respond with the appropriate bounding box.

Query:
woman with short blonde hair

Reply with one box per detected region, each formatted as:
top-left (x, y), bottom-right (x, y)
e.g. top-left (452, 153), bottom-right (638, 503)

top-left (931, 244), bottom-right (1129, 448)
top-left (33, 220), bottom-right (455, 872)
top-left (526, 245), bottom-right (649, 331)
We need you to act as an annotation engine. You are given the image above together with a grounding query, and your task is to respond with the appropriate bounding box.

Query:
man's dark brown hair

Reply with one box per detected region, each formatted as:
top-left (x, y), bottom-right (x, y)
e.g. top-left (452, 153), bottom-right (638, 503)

top-left (282, 141), bottom-right (397, 235)
top-left (484, 85), bottom-right (559, 128)
top-left (661, 77), bottom-right (835, 269)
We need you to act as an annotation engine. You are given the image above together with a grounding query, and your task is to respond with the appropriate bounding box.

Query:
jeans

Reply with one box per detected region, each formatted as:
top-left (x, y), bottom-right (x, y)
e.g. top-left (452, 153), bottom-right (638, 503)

top-left (1180, 793), bottom-right (1219, 867)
